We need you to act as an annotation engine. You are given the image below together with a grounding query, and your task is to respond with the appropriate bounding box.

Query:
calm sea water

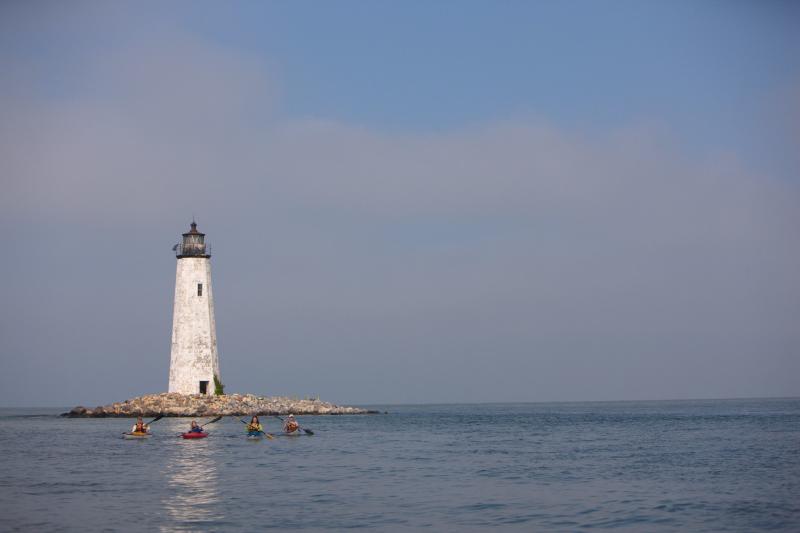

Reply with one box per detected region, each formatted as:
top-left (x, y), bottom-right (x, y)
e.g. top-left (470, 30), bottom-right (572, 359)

top-left (0, 399), bottom-right (798, 531)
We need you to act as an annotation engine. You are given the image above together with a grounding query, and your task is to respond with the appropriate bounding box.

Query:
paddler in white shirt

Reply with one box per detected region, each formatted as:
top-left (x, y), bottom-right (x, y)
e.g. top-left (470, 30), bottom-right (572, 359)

top-left (284, 414), bottom-right (300, 434)
top-left (131, 416), bottom-right (149, 434)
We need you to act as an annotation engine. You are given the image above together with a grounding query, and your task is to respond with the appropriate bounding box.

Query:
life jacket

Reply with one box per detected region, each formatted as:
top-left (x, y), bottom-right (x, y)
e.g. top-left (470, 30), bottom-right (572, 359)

top-left (135, 423), bottom-right (147, 433)
top-left (248, 423), bottom-right (262, 433)
top-left (285, 421), bottom-right (299, 432)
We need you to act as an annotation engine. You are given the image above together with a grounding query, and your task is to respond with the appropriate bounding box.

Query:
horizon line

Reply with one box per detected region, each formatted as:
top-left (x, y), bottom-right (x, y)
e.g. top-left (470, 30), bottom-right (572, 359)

top-left (2, 394), bottom-right (799, 410)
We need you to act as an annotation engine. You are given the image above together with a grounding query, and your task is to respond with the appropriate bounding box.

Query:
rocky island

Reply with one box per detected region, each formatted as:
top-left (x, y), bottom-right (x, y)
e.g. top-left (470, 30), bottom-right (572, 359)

top-left (62, 225), bottom-right (378, 419)
top-left (63, 393), bottom-right (377, 417)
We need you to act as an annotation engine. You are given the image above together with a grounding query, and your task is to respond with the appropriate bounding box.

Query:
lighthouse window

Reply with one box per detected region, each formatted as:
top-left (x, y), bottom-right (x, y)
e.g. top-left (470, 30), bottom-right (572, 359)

top-left (197, 283), bottom-right (203, 296)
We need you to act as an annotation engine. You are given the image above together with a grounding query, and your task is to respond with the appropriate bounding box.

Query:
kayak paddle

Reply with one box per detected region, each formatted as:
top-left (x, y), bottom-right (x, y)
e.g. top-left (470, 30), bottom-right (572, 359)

top-left (145, 414), bottom-right (164, 426)
top-left (239, 419), bottom-right (274, 439)
top-left (274, 415), bottom-right (314, 435)
top-left (200, 415), bottom-right (223, 428)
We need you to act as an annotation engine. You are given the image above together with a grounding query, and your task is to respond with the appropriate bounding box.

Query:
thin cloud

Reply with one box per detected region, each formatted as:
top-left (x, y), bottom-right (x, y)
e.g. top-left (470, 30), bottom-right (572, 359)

top-left (1, 29), bottom-right (798, 405)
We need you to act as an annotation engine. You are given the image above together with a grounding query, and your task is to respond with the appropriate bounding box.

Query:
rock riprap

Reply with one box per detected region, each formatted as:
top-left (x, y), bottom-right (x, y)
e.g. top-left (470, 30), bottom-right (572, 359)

top-left (63, 393), bottom-right (375, 417)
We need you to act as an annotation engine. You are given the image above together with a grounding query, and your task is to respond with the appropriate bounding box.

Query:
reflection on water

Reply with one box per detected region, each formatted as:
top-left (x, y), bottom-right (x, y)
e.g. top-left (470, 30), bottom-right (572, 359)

top-left (161, 439), bottom-right (223, 531)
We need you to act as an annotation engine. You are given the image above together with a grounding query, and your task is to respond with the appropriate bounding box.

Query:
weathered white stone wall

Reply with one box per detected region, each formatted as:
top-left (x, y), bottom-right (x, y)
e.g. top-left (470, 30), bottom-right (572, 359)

top-left (168, 257), bottom-right (220, 394)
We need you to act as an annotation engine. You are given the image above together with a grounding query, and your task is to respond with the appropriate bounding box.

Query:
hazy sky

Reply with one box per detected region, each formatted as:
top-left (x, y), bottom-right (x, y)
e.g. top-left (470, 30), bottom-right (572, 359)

top-left (1, 1), bottom-right (798, 407)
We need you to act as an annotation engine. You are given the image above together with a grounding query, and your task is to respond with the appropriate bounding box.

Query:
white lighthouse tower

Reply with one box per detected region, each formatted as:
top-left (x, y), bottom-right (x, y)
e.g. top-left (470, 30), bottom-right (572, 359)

top-left (168, 221), bottom-right (220, 395)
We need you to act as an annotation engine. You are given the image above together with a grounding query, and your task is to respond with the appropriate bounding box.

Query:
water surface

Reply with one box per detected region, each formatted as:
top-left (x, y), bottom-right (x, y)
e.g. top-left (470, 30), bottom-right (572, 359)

top-left (1, 399), bottom-right (798, 531)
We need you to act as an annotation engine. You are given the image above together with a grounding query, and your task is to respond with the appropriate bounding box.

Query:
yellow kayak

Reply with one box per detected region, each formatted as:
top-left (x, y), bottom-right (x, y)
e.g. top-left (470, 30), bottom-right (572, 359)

top-left (123, 431), bottom-right (151, 439)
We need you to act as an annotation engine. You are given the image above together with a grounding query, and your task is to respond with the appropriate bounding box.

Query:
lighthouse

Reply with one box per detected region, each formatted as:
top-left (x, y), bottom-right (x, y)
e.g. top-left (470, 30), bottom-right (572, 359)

top-left (168, 221), bottom-right (220, 395)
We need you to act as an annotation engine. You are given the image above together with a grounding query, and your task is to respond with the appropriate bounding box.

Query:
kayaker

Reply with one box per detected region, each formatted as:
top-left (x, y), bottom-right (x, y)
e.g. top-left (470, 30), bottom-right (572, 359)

top-left (189, 420), bottom-right (204, 433)
top-left (284, 414), bottom-right (300, 434)
top-left (246, 415), bottom-right (263, 435)
top-left (131, 416), bottom-right (149, 434)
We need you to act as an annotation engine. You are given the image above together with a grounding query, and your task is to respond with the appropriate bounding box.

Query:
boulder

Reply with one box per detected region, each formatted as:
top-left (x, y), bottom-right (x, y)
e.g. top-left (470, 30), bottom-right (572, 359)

top-left (66, 406), bottom-right (88, 417)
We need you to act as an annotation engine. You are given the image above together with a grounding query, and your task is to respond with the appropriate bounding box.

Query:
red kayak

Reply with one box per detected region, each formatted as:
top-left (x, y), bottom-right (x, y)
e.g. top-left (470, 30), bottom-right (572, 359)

top-left (181, 432), bottom-right (208, 439)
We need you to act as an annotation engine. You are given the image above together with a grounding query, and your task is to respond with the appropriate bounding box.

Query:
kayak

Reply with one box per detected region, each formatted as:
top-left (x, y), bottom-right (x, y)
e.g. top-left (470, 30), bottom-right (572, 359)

top-left (246, 431), bottom-right (264, 440)
top-left (123, 431), bottom-right (151, 439)
top-left (181, 432), bottom-right (208, 439)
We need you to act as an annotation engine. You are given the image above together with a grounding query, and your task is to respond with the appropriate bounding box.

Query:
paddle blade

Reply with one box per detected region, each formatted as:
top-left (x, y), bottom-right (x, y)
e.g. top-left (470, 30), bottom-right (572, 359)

top-left (146, 414), bottom-right (164, 425)
top-left (303, 428), bottom-right (315, 436)
top-left (202, 416), bottom-right (223, 427)
top-left (266, 433), bottom-right (275, 440)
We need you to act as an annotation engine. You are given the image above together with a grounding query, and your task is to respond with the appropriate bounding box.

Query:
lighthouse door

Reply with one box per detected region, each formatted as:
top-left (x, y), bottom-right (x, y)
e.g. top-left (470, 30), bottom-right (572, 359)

top-left (199, 381), bottom-right (209, 395)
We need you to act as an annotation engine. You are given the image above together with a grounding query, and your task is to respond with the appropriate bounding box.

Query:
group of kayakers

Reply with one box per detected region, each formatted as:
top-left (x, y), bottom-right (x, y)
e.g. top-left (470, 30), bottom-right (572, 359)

top-left (246, 414), bottom-right (299, 435)
top-left (129, 413), bottom-right (303, 436)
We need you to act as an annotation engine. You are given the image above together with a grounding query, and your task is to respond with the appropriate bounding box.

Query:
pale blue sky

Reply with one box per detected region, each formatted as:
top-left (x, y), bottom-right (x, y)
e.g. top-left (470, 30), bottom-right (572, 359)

top-left (4, 2), bottom-right (798, 169)
top-left (1, 1), bottom-right (798, 406)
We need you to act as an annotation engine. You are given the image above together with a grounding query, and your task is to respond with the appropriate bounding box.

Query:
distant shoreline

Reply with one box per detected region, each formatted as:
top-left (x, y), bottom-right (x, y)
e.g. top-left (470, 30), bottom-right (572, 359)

top-left (1, 395), bottom-right (797, 413)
